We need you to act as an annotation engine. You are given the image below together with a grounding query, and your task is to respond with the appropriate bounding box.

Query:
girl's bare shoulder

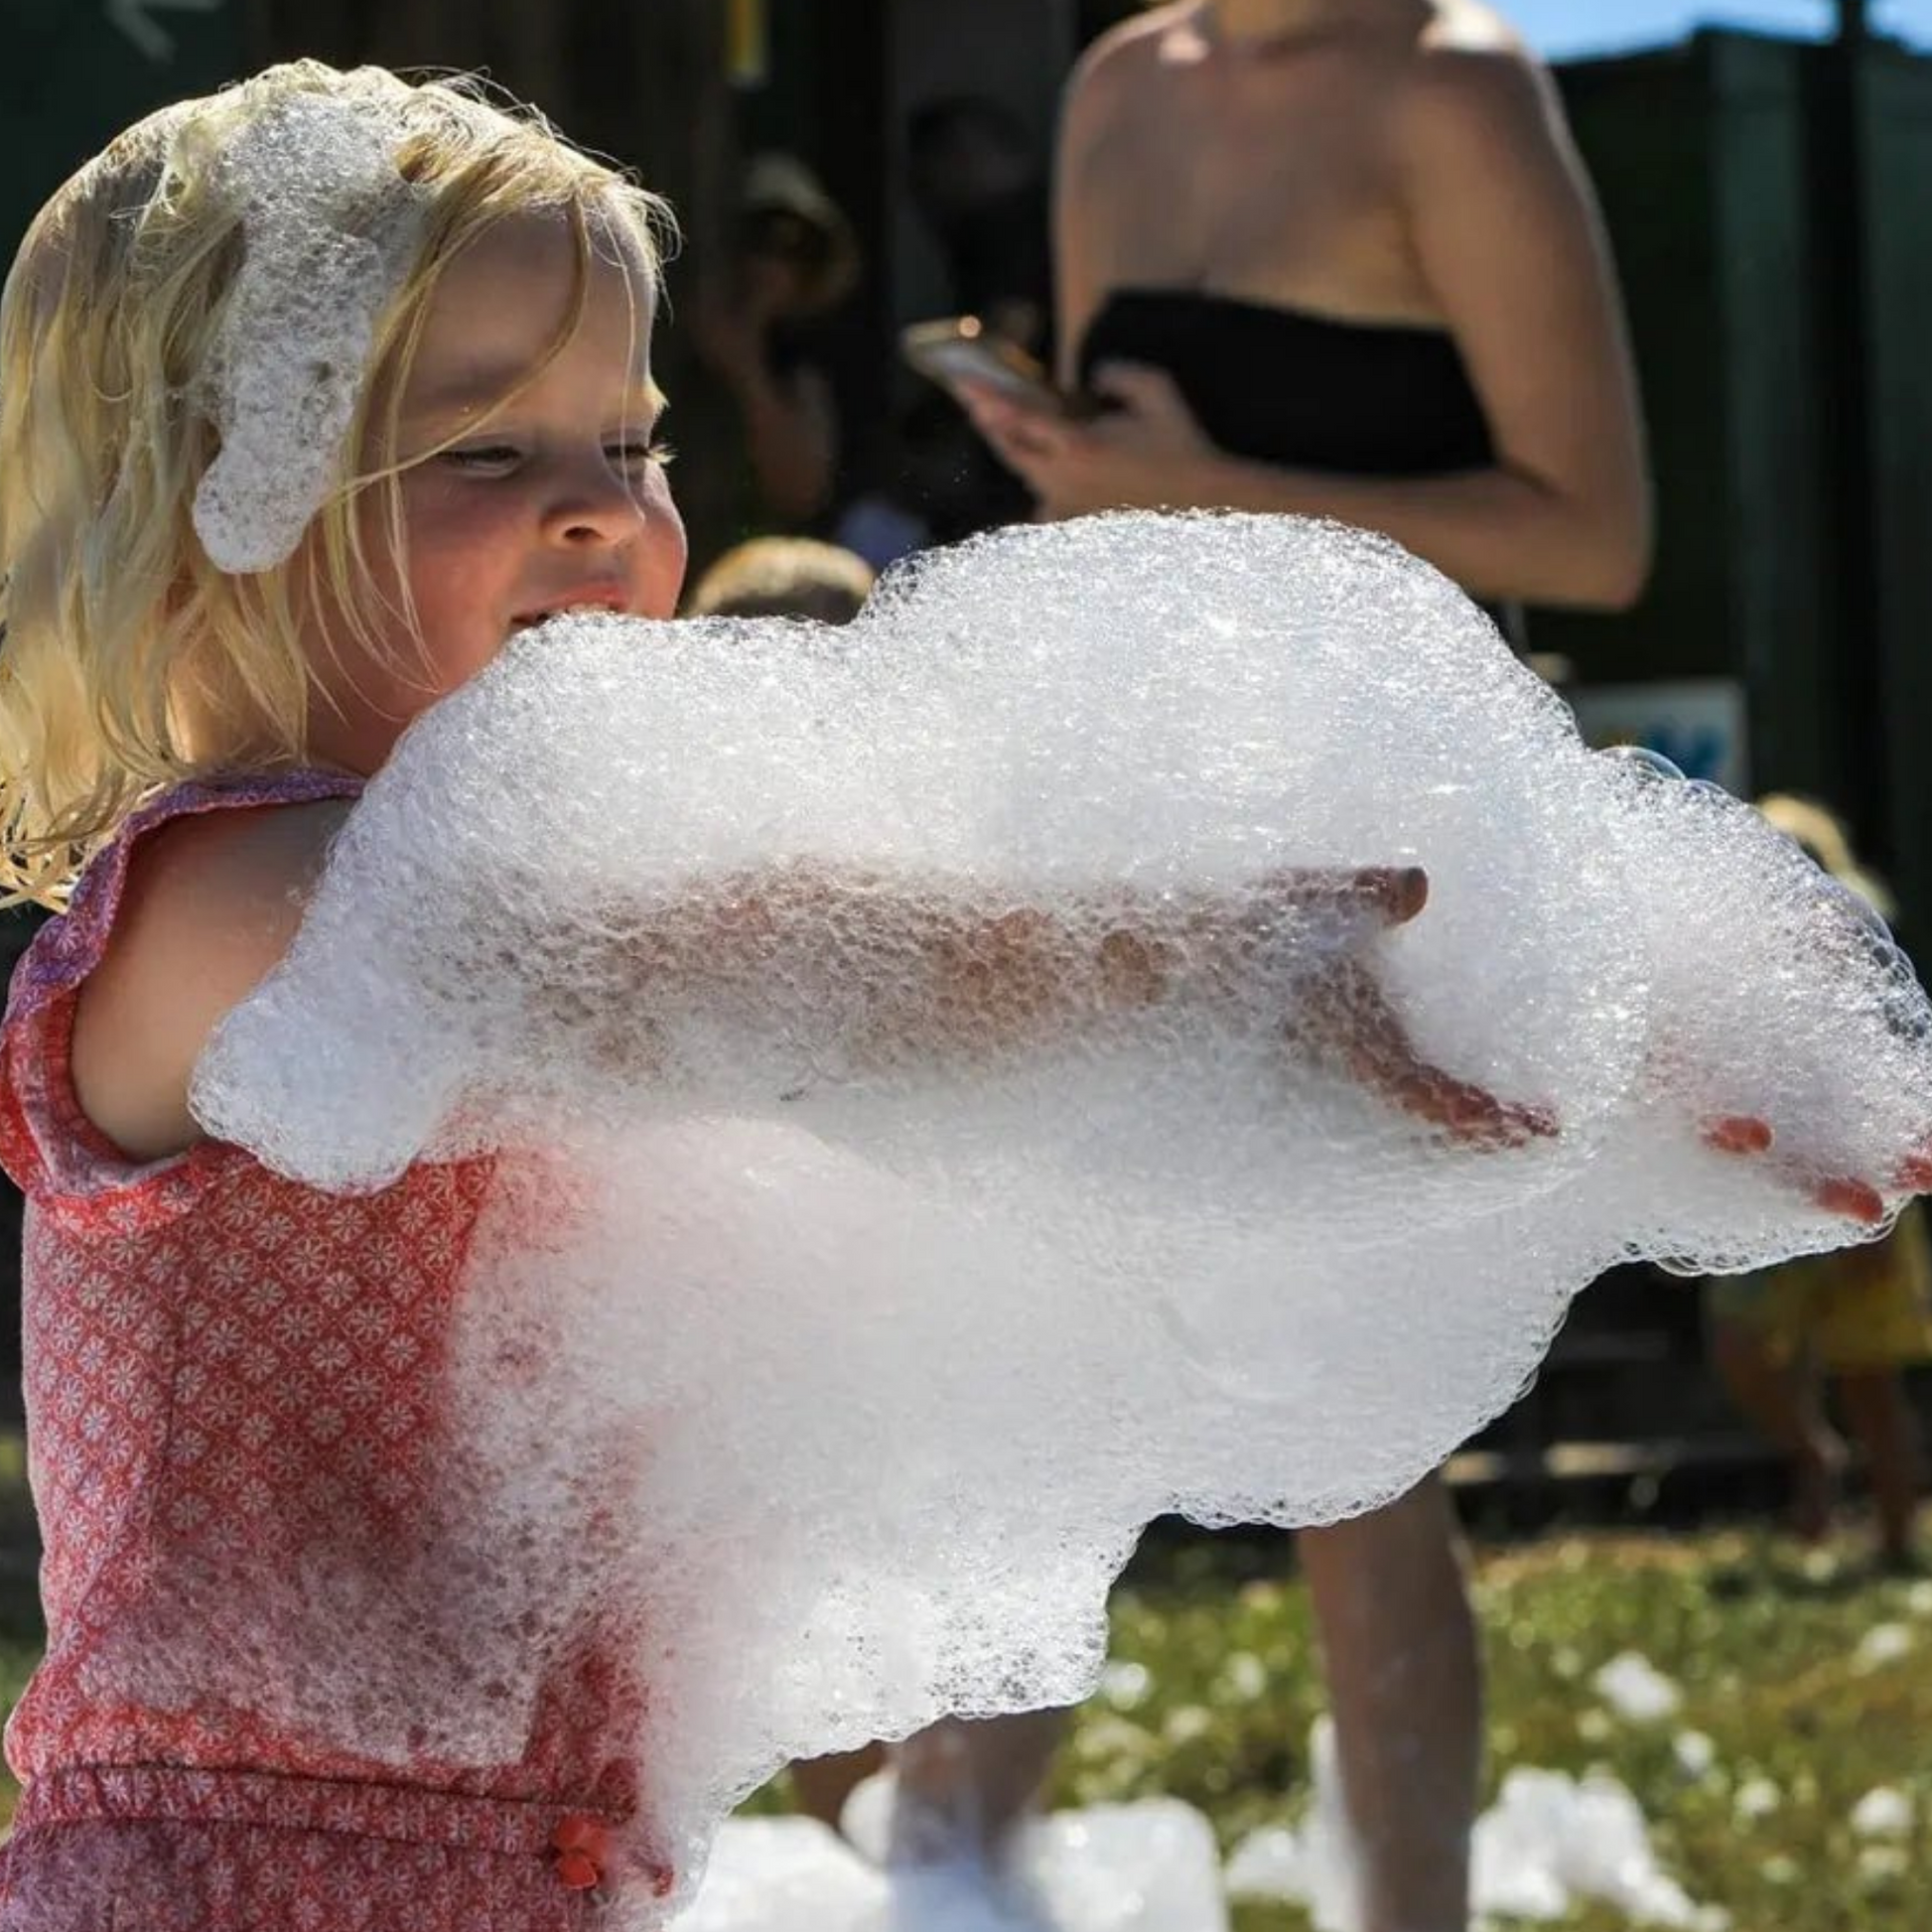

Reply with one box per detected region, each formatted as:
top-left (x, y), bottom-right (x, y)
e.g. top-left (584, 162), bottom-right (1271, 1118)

top-left (71, 796), bottom-right (353, 1160)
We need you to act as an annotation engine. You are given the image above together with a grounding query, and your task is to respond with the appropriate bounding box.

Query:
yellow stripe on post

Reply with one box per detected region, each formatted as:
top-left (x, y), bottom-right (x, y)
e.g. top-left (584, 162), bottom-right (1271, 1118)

top-left (727, 0), bottom-right (769, 86)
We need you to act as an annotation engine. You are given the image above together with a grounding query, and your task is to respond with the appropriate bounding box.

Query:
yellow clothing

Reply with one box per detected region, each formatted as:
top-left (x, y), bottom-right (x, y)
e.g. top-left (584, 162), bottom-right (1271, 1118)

top-left (1708, 1202), bottom-right (1932, 1372)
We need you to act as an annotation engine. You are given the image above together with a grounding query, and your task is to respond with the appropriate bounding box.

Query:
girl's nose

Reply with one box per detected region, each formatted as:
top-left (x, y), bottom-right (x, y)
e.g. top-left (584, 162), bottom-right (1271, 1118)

top-left (543, 464), bottom-right (647, 547)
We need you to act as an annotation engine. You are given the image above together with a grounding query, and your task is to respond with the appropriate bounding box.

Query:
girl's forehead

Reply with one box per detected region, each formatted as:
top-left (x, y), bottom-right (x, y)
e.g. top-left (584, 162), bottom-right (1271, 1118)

top-left (408, 212), bottom-right (657, 412)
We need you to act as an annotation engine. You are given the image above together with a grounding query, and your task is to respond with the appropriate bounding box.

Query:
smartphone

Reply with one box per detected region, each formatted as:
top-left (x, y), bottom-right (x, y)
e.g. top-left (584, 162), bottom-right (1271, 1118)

top-left (900, 316), bottom-right (1087, 420)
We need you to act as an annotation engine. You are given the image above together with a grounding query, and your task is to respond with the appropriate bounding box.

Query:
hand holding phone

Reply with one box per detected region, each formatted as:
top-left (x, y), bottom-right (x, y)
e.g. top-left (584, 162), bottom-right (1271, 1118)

top-left (900, 317), bottom-right (1091, 421)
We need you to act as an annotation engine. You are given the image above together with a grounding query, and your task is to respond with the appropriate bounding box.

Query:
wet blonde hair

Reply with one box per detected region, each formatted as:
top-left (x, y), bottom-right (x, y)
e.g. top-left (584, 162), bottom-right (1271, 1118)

top-left (0, 59), bottom-right (673, 904)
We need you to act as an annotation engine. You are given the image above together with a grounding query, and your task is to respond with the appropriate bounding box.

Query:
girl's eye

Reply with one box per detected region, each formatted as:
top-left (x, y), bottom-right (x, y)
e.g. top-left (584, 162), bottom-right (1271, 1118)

top-left (610, 441), bottom-right (674, 471)
top-left (443, 444), bottom-right (521, 474)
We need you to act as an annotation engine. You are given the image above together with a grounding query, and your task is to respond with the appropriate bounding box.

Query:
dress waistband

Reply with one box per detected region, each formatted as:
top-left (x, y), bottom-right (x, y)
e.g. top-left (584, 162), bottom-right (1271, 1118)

top-left (11, 1764), bottom-right (670, 1896)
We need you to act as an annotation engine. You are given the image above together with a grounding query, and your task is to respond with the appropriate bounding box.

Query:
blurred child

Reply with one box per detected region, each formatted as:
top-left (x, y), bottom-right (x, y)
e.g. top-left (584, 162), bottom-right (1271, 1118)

top-left (683, 534), bottom-right (874, 623)
top-left (1707, 794), bottom-right (1931, 1568)
top-left (679, 155), bottom-right (860, 572)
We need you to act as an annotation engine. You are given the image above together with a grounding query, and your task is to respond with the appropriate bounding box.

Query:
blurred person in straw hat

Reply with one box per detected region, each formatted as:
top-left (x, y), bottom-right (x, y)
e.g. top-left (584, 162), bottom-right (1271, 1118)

top-left (678, 153), bottom-right (862, 571)
top-left (1705, 793), bottom-right (1932, 1572)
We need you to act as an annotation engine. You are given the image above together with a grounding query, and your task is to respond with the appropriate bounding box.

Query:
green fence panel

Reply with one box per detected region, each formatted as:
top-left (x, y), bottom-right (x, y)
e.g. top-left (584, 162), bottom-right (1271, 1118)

top-left (1, 0), bottom-right (252, 266)
top-left (1863, 43), bottom-right (1932, 943)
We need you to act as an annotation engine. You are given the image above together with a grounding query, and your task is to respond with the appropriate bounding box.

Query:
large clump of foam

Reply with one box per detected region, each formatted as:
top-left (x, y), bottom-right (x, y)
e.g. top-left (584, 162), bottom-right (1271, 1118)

top-left (191, 513), bottom-right (1932, 1913)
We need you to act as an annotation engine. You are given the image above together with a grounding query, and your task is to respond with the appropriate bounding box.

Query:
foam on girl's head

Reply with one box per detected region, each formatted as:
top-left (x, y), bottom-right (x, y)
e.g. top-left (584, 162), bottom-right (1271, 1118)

top-left (187, 78), bottom-right (434, 576)
top-left (0, 61), bottom-right (672, 905)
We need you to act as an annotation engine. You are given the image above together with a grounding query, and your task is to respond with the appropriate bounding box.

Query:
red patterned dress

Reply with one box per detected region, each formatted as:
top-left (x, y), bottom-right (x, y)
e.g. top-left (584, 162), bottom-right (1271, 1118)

top-left (0, 773), bottom-right (669, 1930)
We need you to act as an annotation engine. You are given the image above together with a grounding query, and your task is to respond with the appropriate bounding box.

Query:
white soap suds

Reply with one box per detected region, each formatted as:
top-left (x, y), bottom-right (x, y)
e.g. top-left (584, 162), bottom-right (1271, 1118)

top-left (1592, 1653), bottom-right (1684, 1725)
top-left (674, 1789), bottom-right (1229, 1932)
top-left (1227, 1720), bottom-right (1725, 1930)
top-left (187, 512), bottom-right (1932, 1909)
top-left (190, 82), bottom-right (427, 571)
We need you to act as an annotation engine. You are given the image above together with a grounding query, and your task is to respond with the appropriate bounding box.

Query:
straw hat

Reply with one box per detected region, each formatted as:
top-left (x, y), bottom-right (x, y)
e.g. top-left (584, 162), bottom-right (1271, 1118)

top-left (737, 152), bottom-right (860, 312)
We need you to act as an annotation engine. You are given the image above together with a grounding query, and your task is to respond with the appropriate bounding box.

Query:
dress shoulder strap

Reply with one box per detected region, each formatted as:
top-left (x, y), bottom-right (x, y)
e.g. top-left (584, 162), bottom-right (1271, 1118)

top-left (0, 769), bottom-right (364, 1209)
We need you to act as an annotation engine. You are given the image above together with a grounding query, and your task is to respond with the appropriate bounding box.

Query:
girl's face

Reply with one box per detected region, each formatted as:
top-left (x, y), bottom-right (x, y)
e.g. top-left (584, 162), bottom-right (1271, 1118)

top-left (305, 210), bottom-right (687, 774)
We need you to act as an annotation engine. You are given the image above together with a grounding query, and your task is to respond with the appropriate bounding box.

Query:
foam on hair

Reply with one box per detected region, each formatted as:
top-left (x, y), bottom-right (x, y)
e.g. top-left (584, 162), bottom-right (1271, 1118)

top-left (190, 80), bottom-right (430, 573)
top-left (191, 513), bottom-right (1932, 1906)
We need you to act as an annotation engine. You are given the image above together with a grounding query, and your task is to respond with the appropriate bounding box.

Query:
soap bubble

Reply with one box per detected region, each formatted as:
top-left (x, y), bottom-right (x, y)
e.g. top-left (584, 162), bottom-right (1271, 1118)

top-left (1600, 745), bottom-right (1685, 785)
top-left (189, 512), bottom-right (1932, 1906)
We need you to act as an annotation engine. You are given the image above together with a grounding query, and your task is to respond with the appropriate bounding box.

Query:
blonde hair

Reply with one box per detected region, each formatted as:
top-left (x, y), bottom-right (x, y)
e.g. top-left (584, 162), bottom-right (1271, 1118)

top-left (1756, 792), bottom-right (1895, 923)
top-left (684, 538), bottom-right (875, 624)
top-left (0, 60), bottom-right (673, 904)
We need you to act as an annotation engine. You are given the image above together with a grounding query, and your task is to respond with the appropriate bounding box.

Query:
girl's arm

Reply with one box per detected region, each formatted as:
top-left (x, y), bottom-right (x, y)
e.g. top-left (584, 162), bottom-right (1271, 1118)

top-left (71, 798), bottom-right (353, 1163)
top-left (554, 861), bottom-right (1548, 1139)
top-left (83, 803), bottom-right (1917, 1213)
top-left (79, 805), bottom-right (1534, 1164)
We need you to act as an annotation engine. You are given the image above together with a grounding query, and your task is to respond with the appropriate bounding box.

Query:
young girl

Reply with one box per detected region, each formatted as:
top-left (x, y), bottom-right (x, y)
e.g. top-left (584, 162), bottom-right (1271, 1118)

top-left (0, 65), bottom-right (696, 1931)
top-left (0, 59), bottom-right (1567, 1932)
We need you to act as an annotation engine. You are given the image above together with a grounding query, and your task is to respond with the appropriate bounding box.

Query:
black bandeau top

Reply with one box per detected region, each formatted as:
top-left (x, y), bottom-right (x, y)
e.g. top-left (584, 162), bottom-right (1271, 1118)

top-left (1077, 288), bottom-right (1492, 478)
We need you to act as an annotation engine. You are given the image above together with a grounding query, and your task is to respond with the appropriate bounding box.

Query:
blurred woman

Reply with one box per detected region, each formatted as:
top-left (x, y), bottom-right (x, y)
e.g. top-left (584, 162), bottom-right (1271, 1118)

top-left (678, 154), bottom-right (860, 572)
top-left (956, 6), bottom-right (1653, 1927)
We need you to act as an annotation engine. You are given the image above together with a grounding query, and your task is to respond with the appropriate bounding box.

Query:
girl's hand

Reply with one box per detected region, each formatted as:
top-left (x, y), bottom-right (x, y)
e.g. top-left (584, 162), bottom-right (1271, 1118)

top-left (1192, 865), bottom-right (1556, 1151)
top-left (1294, 956), bottom-right (1559, 1152)
top-left (958, 360), bottom-right (1221, 519)
top-left (1697, 1115), bottom-right (1932, 1226)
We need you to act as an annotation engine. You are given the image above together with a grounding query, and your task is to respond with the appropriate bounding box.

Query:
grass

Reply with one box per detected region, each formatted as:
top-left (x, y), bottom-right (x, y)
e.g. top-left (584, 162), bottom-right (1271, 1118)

top-left (1045, 1526), bottom-right (1932, 1931)
top-left (0, 1511), bottom-right (1925, 1927)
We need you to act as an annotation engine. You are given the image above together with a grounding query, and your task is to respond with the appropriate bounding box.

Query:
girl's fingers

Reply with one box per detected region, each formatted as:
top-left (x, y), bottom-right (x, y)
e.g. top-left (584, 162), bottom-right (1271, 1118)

top-left (1701, 1114), bottom-right (1773, 1156)
top-left (1812, 1175), bottom-right (1885, 1225)
top-left (1891, 1138), bottom-right (1932, 1193)
top-left (1260, 865), bottom-right (1429, 930)
top-left (1419, 1075), bottom-right (1558, 1149)
top-left (1333, 1001), bottom-right (1557, 1152)
top-left (1699, 1111), bottom-right (1899, 1222)
top-left (1375, 1065), bottom-right (1556, 1149)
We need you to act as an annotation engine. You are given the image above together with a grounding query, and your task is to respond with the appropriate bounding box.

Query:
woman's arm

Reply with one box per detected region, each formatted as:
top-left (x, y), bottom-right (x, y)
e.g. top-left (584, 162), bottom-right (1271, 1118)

top-left (689, 280), bottom-right (839, 524)
top-left (728, 359), bottom-right (839, 526)
top-left (982, 44), bottom-right (1651, 611)
top-left (1270, 46), bottom-right (1649, 607)
top-left (1050, 32), bottom-right (1133, 394)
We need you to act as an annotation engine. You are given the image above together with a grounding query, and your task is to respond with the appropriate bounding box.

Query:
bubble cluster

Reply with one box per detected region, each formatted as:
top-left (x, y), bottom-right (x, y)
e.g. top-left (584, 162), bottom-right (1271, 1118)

top-left (191, 512), bottom-right (1932, 1909)
top-left (676, 1792), bottom-right (1229, 1932)
top-left (190, 82), bottom-right (425, 572)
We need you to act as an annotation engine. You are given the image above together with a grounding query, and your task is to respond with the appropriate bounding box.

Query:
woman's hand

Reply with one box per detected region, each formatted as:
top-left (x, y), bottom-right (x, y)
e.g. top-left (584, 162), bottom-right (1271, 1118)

top-left (689, 271), bottom-right (783, 386)
top-left (958, 360), bottom-right (1222, 519)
